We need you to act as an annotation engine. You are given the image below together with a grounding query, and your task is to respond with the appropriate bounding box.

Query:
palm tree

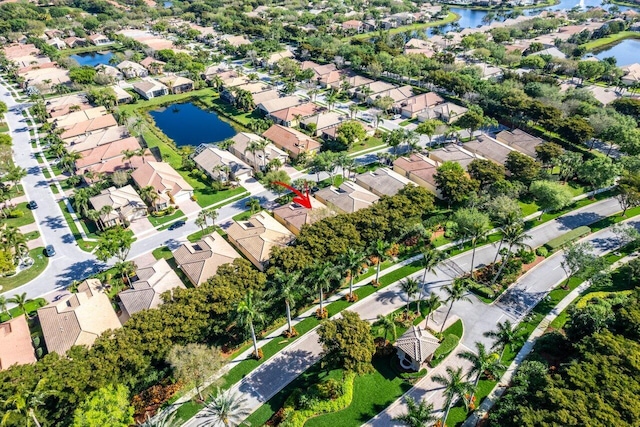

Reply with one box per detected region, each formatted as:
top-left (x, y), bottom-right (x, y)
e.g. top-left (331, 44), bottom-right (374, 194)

top-left (138, 409), bottom-right (178, 427)
top-left (376, 313), bottom-right (397, 342)
top-left (432, 367), bottom-right (472, 426)
top-left (243, 140), bottom-right (260, 172)
top-left (72, 187), bottom-right (93, 217)
top-left (348, 103), bottom-right (358, 119)
top-left (392, 397), bottom-right (438, 427)
top-left (425, 292), bottom-right (442, 322)
top-left (204, 208), bottom-right (218, 226)
top-left (1, 226), bottom-right (28, 262)
top-left (371, 240), bottom-right (391, 284)
top-left (8, 293), bottom-right (32, 318)
top-left (418, 249), bottom-right (442, 314)
top-left (325, 90), bottom-right (339, 111)
top-left (0, 295), bottom-right (8, 317)
top-left (1, 379), bottom-right (51, 427)
top-left (245, 198), bottom-right (261, 214)
top-left (234, 291), bottom-right (265, 359)
top-left (195, 216), bottom-right (206, 232)
top-left (440, 279), bottom-right (471, 334)
top-left (197, 210), bottom-right (209, 228)
top-left (197, 388), bottom-right (250, 427)
top-left (311, 262), bottom-right (339, 316)
top-left (114, 260), bottom-right (137, 287)
top-left (491, 223), bottom-right (530, 285)
top-left (340, 248), bottom-right (366, 299)
top-left (457, 342), bottom-right (504, 396)
top-left (273, 270), bottom-right (302, 336)
top-left (400, 278), bottom-right (419, 316)
top-left (139, 186), bottom-right (160, 212)
top-left (483, 320), bottom-right (524, 360)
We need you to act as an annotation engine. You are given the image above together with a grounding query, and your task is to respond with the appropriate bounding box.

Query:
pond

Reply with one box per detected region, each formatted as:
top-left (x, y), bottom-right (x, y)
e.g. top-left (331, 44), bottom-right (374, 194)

top-left (586, 38), bottom-right (640, 66)
top-left (164, 1), bottom-right (172, 7)
top-left (69, 51), bottom-right (114, 67)
top-left (149, 102), bottom-right (237, 147)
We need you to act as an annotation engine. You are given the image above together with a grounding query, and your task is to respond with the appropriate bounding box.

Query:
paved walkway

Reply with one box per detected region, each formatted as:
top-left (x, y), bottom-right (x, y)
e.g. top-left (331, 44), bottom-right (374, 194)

top-left (182, 198), bottom-right (626, 426)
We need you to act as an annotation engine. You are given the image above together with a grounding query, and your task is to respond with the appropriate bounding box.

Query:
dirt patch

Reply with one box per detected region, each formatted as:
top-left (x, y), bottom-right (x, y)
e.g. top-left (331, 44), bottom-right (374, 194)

top-left (522, 255), bottom-right (545, 273)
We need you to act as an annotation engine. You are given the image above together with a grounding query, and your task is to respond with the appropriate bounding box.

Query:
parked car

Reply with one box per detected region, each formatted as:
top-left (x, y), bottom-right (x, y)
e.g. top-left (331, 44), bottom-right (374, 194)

top-left (27, 201), bottom-right (38, 209)
top-left (168, 220), bottom-right (186, 231)
top-left (44, 245), bottom-right (56, 257)
top-left (392, 114), bottom-right (402, 120)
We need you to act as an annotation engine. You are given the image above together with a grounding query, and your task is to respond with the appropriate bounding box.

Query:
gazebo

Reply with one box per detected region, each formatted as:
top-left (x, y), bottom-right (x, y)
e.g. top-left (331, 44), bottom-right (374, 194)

top-left (395, 326), bottom-right (440, 371)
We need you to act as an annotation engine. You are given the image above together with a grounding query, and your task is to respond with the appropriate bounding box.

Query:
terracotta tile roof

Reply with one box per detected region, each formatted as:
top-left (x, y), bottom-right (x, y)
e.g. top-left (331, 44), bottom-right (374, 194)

top-left (495, 128), bottom-right (544, 158)
top-left (396, 92), bottom-right (443, 113)
top-left (463, 135), bottom-right (512, 165)
top-left (355, 167), bottom-right (411, 197)
top-left (131, 161), bottom-right (194, 197)
top-left (269, 102), bottom-right (323, 122)
top-left (273, 197), bottom-right (332, 235)
top-left (46, 94), bottom-right (91, 118)
top-left (3, 44), bottom-right (39, 60)
top-left (257, 96), bottom-right (302, 114)
top-left (0, 316), bottom-right (36, 370)
top-left (60, 114), bottom-right (118, 140)
top-left (38, 279), bottom-right (121, 355)
top-left (173, 232), bottom-right (241, 286)
top-left (229, 133), bottom-right (288, 168)
top-left (393, 153), bottom-right (439, 186)
top-left (118, 258), bottom-right (185, 319)
top-left (314, 181), bottom-right (379, 214)
top-left (262, 124), bottom-right (320, 157)
top-left (89, 185), bottom-right (146, 223)
top-left (252, 89), bottom-right (280, 105)
top-left (429, 145), bottom-right (476, 170)
top-left (302, 111), bottom-right (347, 131)
top-left (48, 106), bottom-right (107, 127)
top-left (140, 56), bottom-right (166, 68)
top-left (75, 136), bottom-right (141, 169)
top-left (66, 126), bottom-right (130, 150)
top-left (226, 211), bottom-right (295, 269)
top-left (193, 146), bottom-right (252, 179)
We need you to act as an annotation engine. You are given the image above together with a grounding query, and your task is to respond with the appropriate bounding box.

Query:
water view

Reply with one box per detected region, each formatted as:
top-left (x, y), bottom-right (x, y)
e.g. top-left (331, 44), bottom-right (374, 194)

top-left (149, 102), bottom-right (237, 147)
top-left (587, 38), bottom-right (640, 66)
top-left (69, 51), bottom-right (114, 67)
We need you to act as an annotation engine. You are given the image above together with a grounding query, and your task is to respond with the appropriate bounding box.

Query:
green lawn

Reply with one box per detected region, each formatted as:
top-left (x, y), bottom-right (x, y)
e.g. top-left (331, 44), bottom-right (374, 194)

top-left (0, 123), bottom-right (9, 133)
top-left (24, 230), bottom-right (40, 241)
top-left (57, 201), bottom-right (98, 252)
top-left (148, 209), bottom-right (185, 227)
top-left (347, 137), bottom-right (385, 155)
top-left (0, 248), bottom-right (48, 294)
top-left (1, 202), bottom-right (35, 228)
top-left (152, 246), bottom-right (173, 260)
top-left (343, 12), bottom-right (459, 41)
top-left (118, 87), bottom-right (218, 115)
top-left (0, 297), bottom-right (47, 323)
top-left (582, 31), bottom-right (640, 51)
top-left (186, 225), bottom-right (224, 243)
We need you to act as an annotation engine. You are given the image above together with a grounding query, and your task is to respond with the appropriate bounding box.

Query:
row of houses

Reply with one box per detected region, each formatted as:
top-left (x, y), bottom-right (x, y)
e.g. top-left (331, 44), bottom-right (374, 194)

top-left (46, 33), bottom-right (111, 50)
top-left (3, 43), bottom-right (71, 94)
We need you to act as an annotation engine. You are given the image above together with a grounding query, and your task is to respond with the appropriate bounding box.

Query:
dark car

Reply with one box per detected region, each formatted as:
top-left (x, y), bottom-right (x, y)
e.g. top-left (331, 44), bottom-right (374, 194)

top-left (168, 220), bottom-right (186, 230)
top-left (27, 201), bottom-right (37, 209)
top-left (44, 245), bottom-right (56, 257)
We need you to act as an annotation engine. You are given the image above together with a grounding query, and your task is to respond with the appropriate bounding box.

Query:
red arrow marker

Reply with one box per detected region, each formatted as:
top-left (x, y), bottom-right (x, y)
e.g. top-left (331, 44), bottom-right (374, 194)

top-left (273, 181), bottom-right (312, 209)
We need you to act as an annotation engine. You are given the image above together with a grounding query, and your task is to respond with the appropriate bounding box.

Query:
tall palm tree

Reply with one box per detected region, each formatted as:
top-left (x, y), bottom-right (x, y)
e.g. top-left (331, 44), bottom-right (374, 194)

top-left (244, 141), bottom-right (260, 172)
top-left (235, 292), bottom-right (265, 359)
top-left (418, 249), bottom-right (442, 314)
top-left (483, 320), bottom-right (524, 360)
top-left (273, 269), bottom-right (302, 336)
top-left (432, 367), bottom-right (472, 426)
top-left (371, 240), bottom-right (391, 284)
top-left (113, 260), bottom-right (137, 287)
top-left (392, 397), bottom-right (438, 427)
top-left (491, 223), bottom-right (530, 285)
top-left (0, 295), bottom-right (8, 317)
top-left (425, 292), bottom-right (442, 323)
top-left (72, 187), bottom-right (93, 217)
top-left (376, 313), bottom-right (397, 342)
top-left (340, 248), bottom-right (366, 299)
top-left (1, 226), bottom-right (28, 262)
top-left (440, 279), bottom-right (471, 334)
top-left (311, 262), bottom-right (339, 316)
top-left (1, 379), bottom-right (51, 427)
top-left (8, 293), bottom-right (32, 318)
top-left (197, 388), bottom-right (250, 427)
top-left (457, 342), bottom-right (504, 396)
top-left (197, 210), bottom-right (209, 228)
top-left (325, 90), bottom-right (339, 111)
top-left (139, 186), bottom-right (160, 212)
top-left (245, 198), bottom-right (261, 214)
top-left (204, 208), bottom-right (218, 226)
top-left (400, 277), bottom-right (419, 316)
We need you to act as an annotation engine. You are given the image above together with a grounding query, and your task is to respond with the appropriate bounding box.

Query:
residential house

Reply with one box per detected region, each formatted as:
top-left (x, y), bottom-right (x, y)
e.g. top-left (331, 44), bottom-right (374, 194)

top-left (429, 145), bottom-right (477, 170)
top-left (133, 78), bottom-right (169, 100)
top-left (46, 37), bottom-right (66, 50)
top-left (314, 181), bottom-right (379, 214)
top-left (229, 132), bottom-right (288, 171)
top-left (60, 114), bottom-right (118, 140)
top-left (321, 70), bottom-right (348, 89)
top-left (463, 135), bottom-right (512, 165)
top-left (158, 75), bottom-right (194, 94)
top-left (262, 49), bottom-right (295, 67)
top-left (74, 136), bottom-right (144, 176)
top-left (391, 12), bottom-right (416, 26)
top-left (301, 61), bottom-right (337, 83)
top-left (252, 89), bottom-right (281, 106)
top-left (192, 145), bottom-right (252, 182)
top-left (395, 326), bottom-right (440, 371)
top-left (96, 64), bottom-right (124, 82)
top-left (45, 93), bottom-right (91, 118)
top-left (219, 34), bottom-right (251, 48)
top-left (131, 161), bottom-right (194, 206)
top-left (495, 128), bottom-right (543, 158)
top-left (0, 316), bottom-right (36, 370)
top-left (363, 19), bottom-right (378, 32)
top-left (48, 106), bottom-right (107, 128)
top-left (111, 85), bottom-right (133, 104)
top-left (302, 111), bottom-right (349, 137)
top-left (21, 66), bottom-right (70, 94)
top-left (394, 92), bottom-right (443, 118)
top-left (393, 153), bottom-right (440, 196)
top-left (116, 60), bottom-right (148, 79)
top-left (417, 102), bottom-right (468, 124)
top-left (38, 279), bottom-right (122, 355)
top-left (221, 81), bottom-right (271, 104)
top-left (65, 125), bottom-right (130, 150)
top-left (256, 96), bottom-right (302, 116)
top-left (621, 63), bottom-right (640, 86)
top-left (89, 185), bottom-right (148, 229)
top-left (87, 34), bottom-right (111, 45)
top-left (140, 56), bottom-right (166, 75)
top-left (367, 85), bottom-right (414, 106)
top-left (268, 102), bottom-right (323, 127)
top-left (342, 20), bottom-right (364, 33)
top-left (64, 37), bottom-right (86, 48)
top-left (351, 80), bottom-right (396, 101)
top-left (330, 74), bottom-right (373, 92)
top-left (355, 167), bottom-right (412, 197)
top-left (262, 124), bottom-right (321, 159)
top-left (118, 259), bottom-right (186, 322)
top-left (45, 29), bottom-right (63, 40)
top-left (173, 232), bottom-right (241, 286)
top-left (226, 211), bottom-right (296, 271)
top-left (273, 197), bottom-right (333, 235)
top-left (404, 38), bottom-right (436, 57)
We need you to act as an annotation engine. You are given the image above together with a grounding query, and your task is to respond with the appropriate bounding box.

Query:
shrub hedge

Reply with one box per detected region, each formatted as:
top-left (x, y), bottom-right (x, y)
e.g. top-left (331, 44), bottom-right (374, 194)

top-left (431, 334), bottom-right (460, 366)
top-left (545, 226), bottom-right (591, 250)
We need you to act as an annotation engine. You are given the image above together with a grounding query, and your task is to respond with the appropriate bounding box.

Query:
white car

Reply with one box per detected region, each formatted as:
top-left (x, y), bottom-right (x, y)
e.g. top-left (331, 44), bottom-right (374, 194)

top-left (393, 114), bottom-right (402, 120)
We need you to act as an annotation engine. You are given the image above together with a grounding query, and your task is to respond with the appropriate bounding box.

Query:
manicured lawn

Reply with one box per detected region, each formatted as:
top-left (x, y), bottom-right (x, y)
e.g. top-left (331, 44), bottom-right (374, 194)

top-left (118, 87), bottom-right (218, 114)
top-left (347, 137), bottom-right (385, 155)
top-left (1, 202), bottom-right (35, 228)
top-left (57, 201), bottom-right (98, 252)
top-left (24, 230), bottom-right (40, 241)
top-left (344, 12), bottom-right (459, 41)
top-left (446, 380), bottom-right (495, 426)
top-left (0, 297), bottom-right (47, 322)
top-left (582, 31), bottom-right (640, 51)
top-left (152, 246), bottom-right (173, 260)
top-left (232, 209), bottom-right (261, 222)
top-left (195, 186), bottom-right (247, 209)
top-left (186, 225), bottom-right (224, 242)
top-left (0, 123), bottom-right (9, 133)
top-left (0, 248), bottom-right (48, 294)
top-left (148, 209), bottom-right (185, 227)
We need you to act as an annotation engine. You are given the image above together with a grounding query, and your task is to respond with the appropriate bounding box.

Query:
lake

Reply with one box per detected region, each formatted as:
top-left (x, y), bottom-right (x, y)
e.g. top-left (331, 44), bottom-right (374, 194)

top-left (149, 102), bottom-right (237, 147)
top-left (69, 51), bottom-right (113, 67)
top-left (587, 38), bottom-right (640, 66)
